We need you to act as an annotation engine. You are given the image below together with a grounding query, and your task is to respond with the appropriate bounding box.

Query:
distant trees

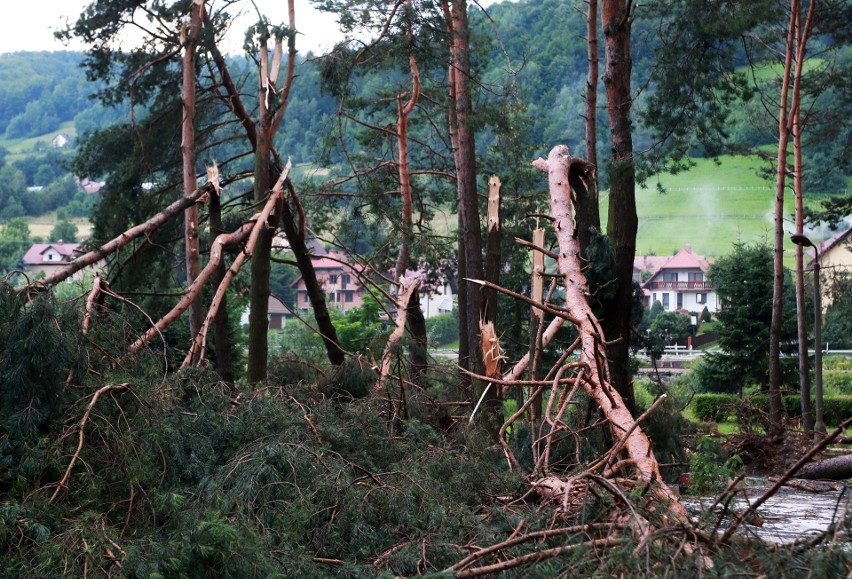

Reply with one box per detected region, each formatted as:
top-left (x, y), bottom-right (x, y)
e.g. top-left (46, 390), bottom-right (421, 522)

top-left (49, 221), bottom-right (78, 243)
top-left (0, 218), bottom-right (30, 274)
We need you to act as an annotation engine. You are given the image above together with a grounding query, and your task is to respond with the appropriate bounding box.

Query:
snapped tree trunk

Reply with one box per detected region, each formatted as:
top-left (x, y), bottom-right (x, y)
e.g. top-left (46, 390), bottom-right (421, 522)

top-left (600, 0), bottom-right (638, 416)
top-left (531, 145), bottom-right (689, 522)
top-left (207, 167), bottom-right (234, 385)
top-left (278, 180), bottom-right (345, 366)
top-left (246, 2), bottom-right (304, 383)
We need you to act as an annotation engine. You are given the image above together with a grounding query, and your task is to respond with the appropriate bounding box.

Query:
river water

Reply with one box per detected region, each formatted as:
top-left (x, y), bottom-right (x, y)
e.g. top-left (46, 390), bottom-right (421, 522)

top-left (682, 477), bottom-right (850, 543)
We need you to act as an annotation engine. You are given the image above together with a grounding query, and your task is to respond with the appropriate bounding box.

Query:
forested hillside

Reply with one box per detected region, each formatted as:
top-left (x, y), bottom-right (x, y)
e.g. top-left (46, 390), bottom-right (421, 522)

top-left (0, 0), bottom-right (850, 576)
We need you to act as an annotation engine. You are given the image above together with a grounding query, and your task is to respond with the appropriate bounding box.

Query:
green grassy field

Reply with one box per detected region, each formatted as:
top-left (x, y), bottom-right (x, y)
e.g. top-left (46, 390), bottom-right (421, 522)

top-left (601, 155), bottom-right (834, 262)
top-left (0, 121), bottom-right (77, 160)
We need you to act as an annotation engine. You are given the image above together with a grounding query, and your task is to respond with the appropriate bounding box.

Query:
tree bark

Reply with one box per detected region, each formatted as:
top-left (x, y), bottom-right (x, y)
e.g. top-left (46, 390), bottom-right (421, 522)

top-left (207, 165), bottom-right (234, 385)
top-left (576, 0), bottom-right (601, 257)
top-left (247, 2), bottom-right (300, 383)
top-left (793, 106), bottom-right (813, 433)
top-left (484, 176), bottom-right (502, 325)
top-left (449, 0), bottom-right (498, 435)
top-left (798, 454), bottom-right (852, 481)
top-left (181, 0), bottom-right (205, 351)
top-left (600, 0), bottom-right (637, 416)
top-left (769, 0), bottom-right (815, 435)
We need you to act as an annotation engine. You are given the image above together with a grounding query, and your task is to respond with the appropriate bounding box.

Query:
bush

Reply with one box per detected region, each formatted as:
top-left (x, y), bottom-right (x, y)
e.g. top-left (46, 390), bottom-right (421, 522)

top-left (824, 370), bottom-right (852, 396)
top-left (692, 393), bottom-right (852, 428)
top-left (693, 394), bottom-right (736, 422)
top-left (426, 312), bottom-right (458, 346)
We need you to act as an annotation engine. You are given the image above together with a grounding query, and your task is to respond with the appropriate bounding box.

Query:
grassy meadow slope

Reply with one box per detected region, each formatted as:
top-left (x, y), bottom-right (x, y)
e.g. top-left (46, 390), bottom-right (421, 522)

top-left (601, 155), bottom-right (838, 262)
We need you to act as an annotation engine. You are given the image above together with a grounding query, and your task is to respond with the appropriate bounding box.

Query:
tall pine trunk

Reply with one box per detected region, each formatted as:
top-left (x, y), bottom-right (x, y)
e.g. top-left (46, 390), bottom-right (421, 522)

top-left (181, 0), bottom-right (204, 352)
top-left (447, 0), bottom-right (500, 435)
top-left (576, 0), bottom-right (601, 256)
top-left (600, 0), bottom-right (637, 415)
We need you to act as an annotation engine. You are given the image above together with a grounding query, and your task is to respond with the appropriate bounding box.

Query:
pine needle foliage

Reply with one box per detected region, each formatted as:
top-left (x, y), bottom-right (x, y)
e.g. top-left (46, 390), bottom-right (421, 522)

top-left (0, 288), bottom-right (848, 576)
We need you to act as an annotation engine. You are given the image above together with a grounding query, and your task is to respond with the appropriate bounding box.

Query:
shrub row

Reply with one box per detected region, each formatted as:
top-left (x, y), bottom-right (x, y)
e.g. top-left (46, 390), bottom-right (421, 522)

top-left (693, 393), bottom-right (852, 427)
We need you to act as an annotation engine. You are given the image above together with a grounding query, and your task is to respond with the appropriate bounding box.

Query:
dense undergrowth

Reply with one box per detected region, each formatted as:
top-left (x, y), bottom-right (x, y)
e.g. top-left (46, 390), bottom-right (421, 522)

top-left (0, 288), bottom-right (850, 577)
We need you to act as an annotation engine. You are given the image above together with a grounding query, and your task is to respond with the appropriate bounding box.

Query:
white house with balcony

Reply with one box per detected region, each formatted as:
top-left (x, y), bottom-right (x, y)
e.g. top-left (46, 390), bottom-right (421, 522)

top-left (637, 244), bottom-right (719, 313)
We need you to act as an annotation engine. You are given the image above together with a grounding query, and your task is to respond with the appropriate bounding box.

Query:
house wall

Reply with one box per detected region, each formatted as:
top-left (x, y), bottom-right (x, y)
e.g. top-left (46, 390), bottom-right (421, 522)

top-left (820, 240), bottom-right (852, 308)
top-left (647, 270), bottom-right (719, 314)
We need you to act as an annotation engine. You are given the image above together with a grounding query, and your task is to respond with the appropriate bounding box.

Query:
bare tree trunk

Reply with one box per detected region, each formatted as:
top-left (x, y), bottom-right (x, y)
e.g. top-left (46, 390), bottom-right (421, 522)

top-left (600, 0), bottom-right (637, 416)
top-left (484, 176), bottom-right (502, 325)
top-left (247, 2), bottom-right (300, 383)
top-left (406, 290), bottom-right (428, 380)
top-left (247, 130), bottom-right (275, 384)
top-left (449, 0), bottom-right (496, 435)
top-left (181, 0), bottom-right (205, 351)
top-left (207, 168), bottom-right (234, 385)
top-left (769, 0), bottom-right (815, 436)
top-left (575, 0), bottom-right (601, 256)
top-left (393, 26), bottom-right (428, 383)
top-left (585, 0), bottom-right (599, 172)
top-left (793, 106), bottom-right (813, 433)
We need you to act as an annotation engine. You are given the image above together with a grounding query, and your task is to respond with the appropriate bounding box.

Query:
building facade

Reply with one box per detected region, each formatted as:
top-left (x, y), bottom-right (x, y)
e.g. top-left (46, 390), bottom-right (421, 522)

top-left (636, 244), bottom-right (719, 313)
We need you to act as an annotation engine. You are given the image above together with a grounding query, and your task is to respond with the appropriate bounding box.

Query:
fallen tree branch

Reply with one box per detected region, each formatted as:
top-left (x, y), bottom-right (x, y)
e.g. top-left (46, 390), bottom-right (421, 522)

top-left (22, 180), bottom-right (222, 297)
top-left (125, 161), bottom-right (291, 362)
top-left (445, 523), bottom-right (617, 573)
top-left (455, 538), bottom-right (625, 577)
top-left (531, 145), bottom-right (689, 523)
top-left (50, 383), bottom-right (130, 503)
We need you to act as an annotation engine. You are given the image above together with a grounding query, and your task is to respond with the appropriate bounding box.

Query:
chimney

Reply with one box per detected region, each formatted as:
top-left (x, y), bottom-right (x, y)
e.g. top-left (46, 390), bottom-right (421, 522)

top-left (685, 243), bottom-right (692, 253)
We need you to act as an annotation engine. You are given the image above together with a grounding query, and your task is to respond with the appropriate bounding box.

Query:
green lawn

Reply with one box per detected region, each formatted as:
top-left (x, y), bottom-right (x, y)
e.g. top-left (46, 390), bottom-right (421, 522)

top-left (600, 155), bottom-right (829, 261)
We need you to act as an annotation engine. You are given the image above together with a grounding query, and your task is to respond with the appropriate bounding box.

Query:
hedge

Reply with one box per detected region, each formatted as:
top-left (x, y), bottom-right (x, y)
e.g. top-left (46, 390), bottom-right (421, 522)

top-left (693, 393), bottom-right (852, 427)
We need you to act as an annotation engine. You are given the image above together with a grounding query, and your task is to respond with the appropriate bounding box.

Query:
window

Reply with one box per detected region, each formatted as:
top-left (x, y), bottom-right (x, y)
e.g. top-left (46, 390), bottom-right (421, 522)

top-left (662, 293), bottom-right (670, 310)
top-left (662, 272), bottom-right (678, 282)
top-left (329, 274), bottom-right (338, 284)
top-left (677, 292), bottom-right (683, 309)
top-left (342, 274), bottom-right (350, 288)
top-left (696, 293), bottom-right (707, 304)
top-left (652, 293), bottom-right (657, 304)
top-left (345, 292), bottom-right (354, 303)
top-left (688, 271), bottom-right (704, 282)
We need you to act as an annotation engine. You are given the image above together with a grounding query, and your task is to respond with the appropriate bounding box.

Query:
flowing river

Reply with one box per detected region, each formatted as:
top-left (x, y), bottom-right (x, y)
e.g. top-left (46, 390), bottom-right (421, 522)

top-left (682, 477), bottom-right (850, 543)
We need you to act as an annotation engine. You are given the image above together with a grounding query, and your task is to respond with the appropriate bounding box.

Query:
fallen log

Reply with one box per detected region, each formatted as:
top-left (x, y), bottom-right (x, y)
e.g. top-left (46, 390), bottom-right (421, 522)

top-left (798, 454), bottom-right (852, 481)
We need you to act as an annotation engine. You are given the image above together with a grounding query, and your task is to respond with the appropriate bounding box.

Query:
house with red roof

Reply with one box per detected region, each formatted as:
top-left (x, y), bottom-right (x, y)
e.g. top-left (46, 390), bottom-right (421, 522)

top-left (22, 242), bottom-right (81, 278)
top-left (636, 244), bottom-right (719, 313)
top-left (290, 250), bottom-right (367, 313)
top-left (22, 242), bottom-right (106, 281)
